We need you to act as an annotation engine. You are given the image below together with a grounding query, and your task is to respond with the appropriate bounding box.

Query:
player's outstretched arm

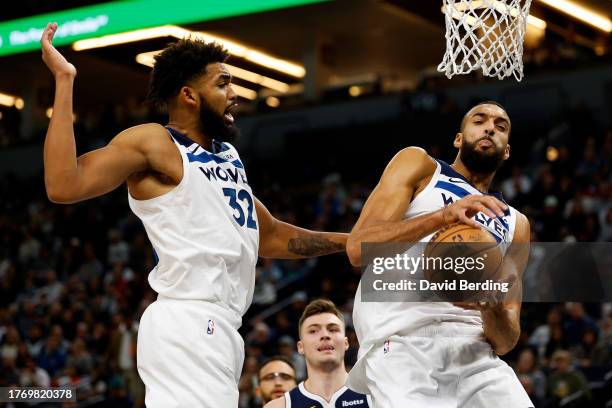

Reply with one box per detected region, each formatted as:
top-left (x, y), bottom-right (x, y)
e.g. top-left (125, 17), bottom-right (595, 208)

top-left (346, 147), bottom-right (508, 267)
top-left (255, 197), bottom-right (347, 259)
top-left (453, 213), bottom-right (530, 355)
top-left (41, 23), bottom-right (156, 204)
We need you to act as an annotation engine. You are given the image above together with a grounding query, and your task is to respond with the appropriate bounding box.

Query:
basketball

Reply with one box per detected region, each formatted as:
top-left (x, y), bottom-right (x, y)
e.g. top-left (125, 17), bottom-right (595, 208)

top-left (423, 223), bottom-right (504, 301)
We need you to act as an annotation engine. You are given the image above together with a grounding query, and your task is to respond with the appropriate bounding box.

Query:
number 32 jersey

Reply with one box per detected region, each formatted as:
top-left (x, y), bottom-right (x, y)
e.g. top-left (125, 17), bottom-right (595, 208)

top-left (128, 127), bottom-right (259, 318)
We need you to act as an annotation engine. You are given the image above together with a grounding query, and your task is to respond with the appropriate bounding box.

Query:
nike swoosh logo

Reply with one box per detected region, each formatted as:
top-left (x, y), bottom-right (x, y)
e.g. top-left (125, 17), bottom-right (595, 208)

top-left (448, 177), bottom-right (469, 184)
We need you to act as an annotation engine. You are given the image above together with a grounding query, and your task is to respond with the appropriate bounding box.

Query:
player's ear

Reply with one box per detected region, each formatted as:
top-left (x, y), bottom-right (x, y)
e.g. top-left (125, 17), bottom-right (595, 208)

top-left (297, 340), bottom-right (304, 355)
top-left (344, 337), bottom-right (349, 351)
top-left (179, 86), bottom-right (197, 107)
top-left (454, 133), bottom-right (462, 149)
top-left (503, 143), bottom-right (510, 161)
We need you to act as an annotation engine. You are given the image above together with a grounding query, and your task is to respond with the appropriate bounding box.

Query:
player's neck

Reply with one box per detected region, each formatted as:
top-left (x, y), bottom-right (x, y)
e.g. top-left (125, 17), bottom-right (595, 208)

top-left (451, 159), bottom-right (496, 193)
top-left (166, 116), bottom-right (213, 151)
top-left (303, 363), bottom-right (348, 402)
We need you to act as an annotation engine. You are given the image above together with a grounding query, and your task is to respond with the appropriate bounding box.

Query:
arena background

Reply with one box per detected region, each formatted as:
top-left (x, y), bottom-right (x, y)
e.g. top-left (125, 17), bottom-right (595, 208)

top-left (0, 0), bottom-right (610, 407)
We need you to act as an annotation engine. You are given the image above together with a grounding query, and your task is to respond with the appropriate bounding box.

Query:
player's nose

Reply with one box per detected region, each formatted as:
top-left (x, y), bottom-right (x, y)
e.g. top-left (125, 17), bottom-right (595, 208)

top-left (227, 84), bottom-right (237, 102)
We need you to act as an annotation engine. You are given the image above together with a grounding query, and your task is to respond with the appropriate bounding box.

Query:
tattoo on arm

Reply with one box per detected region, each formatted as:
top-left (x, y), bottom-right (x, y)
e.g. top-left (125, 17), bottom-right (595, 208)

top-left (287, 235), bottom-right (345, 257)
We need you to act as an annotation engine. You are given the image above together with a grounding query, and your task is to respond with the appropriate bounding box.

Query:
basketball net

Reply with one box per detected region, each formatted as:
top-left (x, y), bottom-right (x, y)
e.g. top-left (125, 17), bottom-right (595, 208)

top-left (437, 0), bottom-right (533, 81)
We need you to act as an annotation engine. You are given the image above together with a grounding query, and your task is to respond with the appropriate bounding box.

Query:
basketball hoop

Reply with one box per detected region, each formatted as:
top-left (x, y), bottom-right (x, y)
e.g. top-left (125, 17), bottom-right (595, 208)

top-left (438, 0), bottom-right (533, 81)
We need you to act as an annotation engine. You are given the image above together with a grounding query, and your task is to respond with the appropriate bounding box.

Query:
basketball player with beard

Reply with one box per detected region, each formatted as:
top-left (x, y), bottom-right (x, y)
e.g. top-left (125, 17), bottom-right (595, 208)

top-left (40, 24), bottom-right (347, 407)
top-left (345, 102), bottom-right (533, 407)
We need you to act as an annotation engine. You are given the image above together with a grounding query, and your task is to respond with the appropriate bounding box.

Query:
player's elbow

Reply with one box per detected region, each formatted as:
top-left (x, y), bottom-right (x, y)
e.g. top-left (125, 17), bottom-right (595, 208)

top-left (346, 235), bottom-right (362, 267)
top-left (45, 182), bottom-right (78, 204)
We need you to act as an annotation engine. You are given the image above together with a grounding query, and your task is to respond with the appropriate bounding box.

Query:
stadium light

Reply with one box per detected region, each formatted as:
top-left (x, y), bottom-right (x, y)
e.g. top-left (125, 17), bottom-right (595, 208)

top-left (136, 51), bottom-right (291, 93)
top-left (537, 0), bottom-right (611, 33)
top-left (0, 92), bottom-right (24, 109)
top-left (527, 15), bottom-right (547, 30)
top-left (265, 96), bottom-right (280, 108)
top-left (74, 25), bottom-right (306, 78)
top-left (230, 84), bottom-right (257, 100)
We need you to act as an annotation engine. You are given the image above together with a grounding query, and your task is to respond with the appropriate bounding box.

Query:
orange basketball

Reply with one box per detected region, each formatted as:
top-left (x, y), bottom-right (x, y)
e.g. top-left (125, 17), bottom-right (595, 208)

top-left (423, 223), bottom-right (503, 301)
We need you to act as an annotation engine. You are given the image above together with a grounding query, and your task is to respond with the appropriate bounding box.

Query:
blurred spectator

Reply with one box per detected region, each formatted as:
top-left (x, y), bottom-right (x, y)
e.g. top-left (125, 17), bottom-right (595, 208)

top-left (66, 338), bottom-right (94, 375)
top-left (20, 356), bottom-right (50, 387)
top-left (107, 229), bottom-right (130, 265)
top-left (564, 303), bottom-right (598, 346)
top-left (518, 374), bottom-right (542, 408)
top-left (239, 356), bottom-right (259, 407)
top-left (255, 356), bottom-right (297, 405)
top-left (37, 335), bottom-right (68, 377)
top-left (501, 165), bottom-right (532, 204)
top-left (598, 205), bottom-right (612, 241)
top-left (547, 350), bottom-right (591, 405)
top-left (515, 348), bottom-right (547, 402)
top-left (528, 307), bottom-right (562, 359)
top-left (247, 321), bottom-right (275, 357)
top-left (252, 260), bottom-right (279, 307)
top-left (277, 335), bottom-right (306, 381)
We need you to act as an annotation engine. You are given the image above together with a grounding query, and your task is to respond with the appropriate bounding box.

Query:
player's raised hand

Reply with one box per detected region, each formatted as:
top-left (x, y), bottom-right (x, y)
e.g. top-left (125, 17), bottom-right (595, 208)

top-left (40, 22), bottom-right (77, 79)
top-left (442, 194), bottom-right (507, 229)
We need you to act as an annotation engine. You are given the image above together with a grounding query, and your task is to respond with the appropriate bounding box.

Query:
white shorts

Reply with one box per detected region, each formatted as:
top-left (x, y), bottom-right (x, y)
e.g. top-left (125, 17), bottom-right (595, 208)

top-left (137, 296), bottom-right (244, 408)
top-left (348, 324), bottom-right (533, 408)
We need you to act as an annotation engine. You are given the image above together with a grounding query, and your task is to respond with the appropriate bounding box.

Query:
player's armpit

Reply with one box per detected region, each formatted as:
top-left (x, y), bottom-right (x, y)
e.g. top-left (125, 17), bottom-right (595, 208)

top-left (346, 147), bottom-right (441, 266)
top-left (255, 197), bottom-right (347, 259)
top-left (45, 123), bottom-right (164, 204)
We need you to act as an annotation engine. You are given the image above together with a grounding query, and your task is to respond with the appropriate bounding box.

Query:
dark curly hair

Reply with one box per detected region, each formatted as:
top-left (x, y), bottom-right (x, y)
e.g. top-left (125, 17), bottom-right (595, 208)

top-left (146, 38), bottom-right (229, 108)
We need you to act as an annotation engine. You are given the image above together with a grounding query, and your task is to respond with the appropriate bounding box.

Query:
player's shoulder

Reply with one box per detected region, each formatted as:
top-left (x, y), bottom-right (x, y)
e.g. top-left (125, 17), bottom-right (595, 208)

top-left (263, 395), bottom-right (286, 408)
top-left (110, 123), bottom-right (169, 147)
top-left (512, 209), bottom-right (531, 241)
top-left (383, 146), bottom-right (437, 183)
top-left (392, 146), bottom-right (435, 169)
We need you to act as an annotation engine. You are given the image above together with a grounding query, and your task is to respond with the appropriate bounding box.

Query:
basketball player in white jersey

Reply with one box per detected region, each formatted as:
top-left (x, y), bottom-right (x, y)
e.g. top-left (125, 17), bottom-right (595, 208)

top-left (345, 101), bottom-right (533, 407)
top-left (265, 299), bottom-right (371, 408)
top-left (40, 23), bottom-right (347, 407)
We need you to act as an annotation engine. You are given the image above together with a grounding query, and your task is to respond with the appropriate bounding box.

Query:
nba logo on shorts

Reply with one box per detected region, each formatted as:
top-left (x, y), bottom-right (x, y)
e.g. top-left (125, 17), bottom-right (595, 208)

top-left (383, 339), bottom-right (390, 354)
top-left (207, 319), bottom-right (215, 335)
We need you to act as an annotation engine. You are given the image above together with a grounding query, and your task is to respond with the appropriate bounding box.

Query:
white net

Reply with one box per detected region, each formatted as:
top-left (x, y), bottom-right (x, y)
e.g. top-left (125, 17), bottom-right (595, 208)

top-left (437, 0), bottom-right (533, 81)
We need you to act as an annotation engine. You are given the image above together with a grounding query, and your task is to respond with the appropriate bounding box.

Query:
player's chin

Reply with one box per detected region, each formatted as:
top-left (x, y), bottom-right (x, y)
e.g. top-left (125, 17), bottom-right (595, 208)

top-left (317, 354), bottom-right (341, 364)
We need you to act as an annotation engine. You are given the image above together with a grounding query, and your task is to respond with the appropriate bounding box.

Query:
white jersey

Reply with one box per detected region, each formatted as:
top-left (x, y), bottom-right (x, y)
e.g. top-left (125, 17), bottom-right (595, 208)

top-left (128, 127), bottom-right (259, 318)
top-left (353, 158), bottom-right (518, 347)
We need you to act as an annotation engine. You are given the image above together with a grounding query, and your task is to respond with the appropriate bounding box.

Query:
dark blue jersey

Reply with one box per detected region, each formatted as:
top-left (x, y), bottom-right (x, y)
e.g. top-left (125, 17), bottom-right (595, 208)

top-left (284, 382), bottom-right (370, 408)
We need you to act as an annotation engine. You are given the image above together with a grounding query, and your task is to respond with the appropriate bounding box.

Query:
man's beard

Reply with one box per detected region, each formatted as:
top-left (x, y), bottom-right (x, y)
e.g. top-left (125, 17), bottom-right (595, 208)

top-left (459, 137), bottom-right (505, 174)
top-left (199, 98), bottom-right (239, 143)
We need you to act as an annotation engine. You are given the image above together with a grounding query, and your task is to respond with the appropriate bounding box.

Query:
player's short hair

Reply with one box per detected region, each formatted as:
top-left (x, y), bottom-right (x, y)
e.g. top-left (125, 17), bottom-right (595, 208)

top-left (298, 299), bottom-right (345, 336)
top-left (258, 355), bottom-right (296, 379)
top-left (146, 38), bottom-right (229, 108)
top-left (460, 100), bottom-right (510, 133)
